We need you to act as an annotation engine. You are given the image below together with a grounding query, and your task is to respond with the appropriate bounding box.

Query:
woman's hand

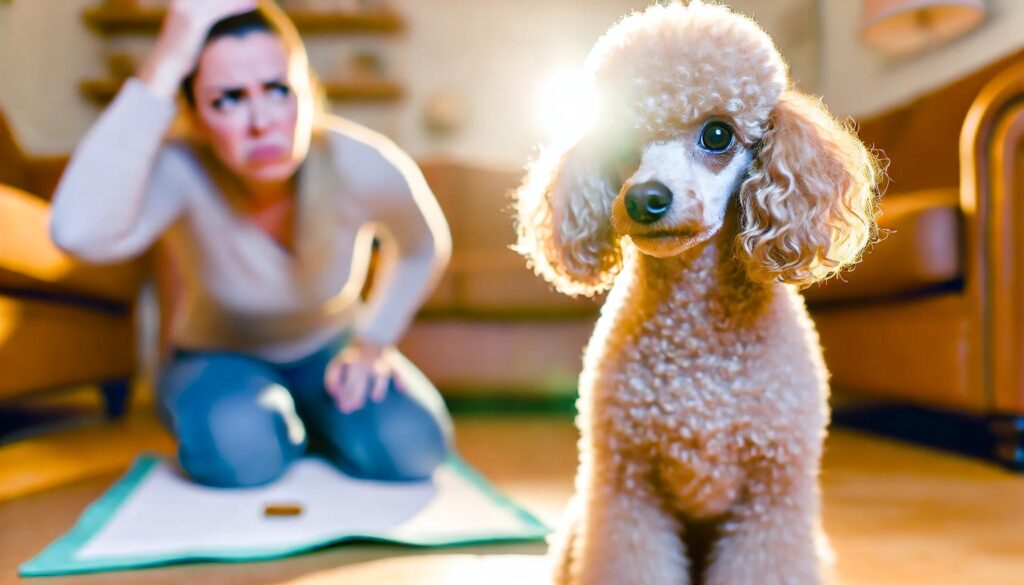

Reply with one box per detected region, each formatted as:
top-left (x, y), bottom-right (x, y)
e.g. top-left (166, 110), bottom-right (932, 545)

top-left (138, 0), bottom-right (260, 99)
top-left (324, 339), bottom-right (403, 414)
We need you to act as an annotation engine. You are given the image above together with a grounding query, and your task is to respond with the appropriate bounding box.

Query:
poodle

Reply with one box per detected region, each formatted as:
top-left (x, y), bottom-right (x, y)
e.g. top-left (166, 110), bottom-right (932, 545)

top-left (514, 2), bottom-right (880, 584)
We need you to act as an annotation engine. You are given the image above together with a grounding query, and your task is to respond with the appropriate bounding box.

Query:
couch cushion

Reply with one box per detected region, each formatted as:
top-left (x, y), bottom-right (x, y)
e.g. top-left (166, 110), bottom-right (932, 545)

top-left (0, 184), bottom-right (146, 305)
top-left (399, 318), bottom-right (597, 395)
top-left (420, 268), bottom-right (457, 313)
top-left (451, 250), bottom-right (602, 316)
top-left (419, 158), bottom-right (599, 316)
top-left (421, 158), bottom-right (522, 255)
top-left (0, 295), bottom-right (134, 397)
top-left (810, 293), bottom-right (973, 410)
top-left (803, 188), bottom-right (962, 305)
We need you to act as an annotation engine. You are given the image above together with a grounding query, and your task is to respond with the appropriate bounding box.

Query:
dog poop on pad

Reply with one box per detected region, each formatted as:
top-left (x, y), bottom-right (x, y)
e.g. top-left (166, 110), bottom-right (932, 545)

top-left (263, 503), bottom-right (303, 517)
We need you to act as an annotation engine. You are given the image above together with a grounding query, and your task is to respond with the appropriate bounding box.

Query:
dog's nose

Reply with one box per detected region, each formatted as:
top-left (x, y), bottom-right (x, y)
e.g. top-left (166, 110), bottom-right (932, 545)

top-left (624, 181), bottom-right (673, 224)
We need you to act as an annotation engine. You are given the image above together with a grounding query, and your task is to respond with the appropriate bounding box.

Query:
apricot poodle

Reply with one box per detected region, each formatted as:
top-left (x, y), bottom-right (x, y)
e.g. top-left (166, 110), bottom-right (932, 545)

top-left (514, 2), bottom-right (880, 584)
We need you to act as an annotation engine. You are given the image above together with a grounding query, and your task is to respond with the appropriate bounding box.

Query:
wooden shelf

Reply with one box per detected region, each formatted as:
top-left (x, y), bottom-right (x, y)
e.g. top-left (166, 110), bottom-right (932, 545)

top-left (323, 79), bottom-right (403, 102)
top-left (79, 78), bottom-right (124, 104)
top-left (82, 5), bottom-right (163, 33)
top-left (83, 5), bottom-right (404, 35)
top-left (288, 9), bottom-right (403, 33)
top-left (80, 78), bottom-right (404, 104)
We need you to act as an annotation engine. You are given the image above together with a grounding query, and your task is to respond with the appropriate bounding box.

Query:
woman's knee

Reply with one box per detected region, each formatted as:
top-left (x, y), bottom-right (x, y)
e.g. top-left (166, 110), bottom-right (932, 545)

top-left (377, 405), bottom-right (450, 481)
top-left (161, 355), bottom-right (307, 487)
top-left (177, 383), bottom-right (307, 487)
top-left (331, 386), bottom-right (451, 481)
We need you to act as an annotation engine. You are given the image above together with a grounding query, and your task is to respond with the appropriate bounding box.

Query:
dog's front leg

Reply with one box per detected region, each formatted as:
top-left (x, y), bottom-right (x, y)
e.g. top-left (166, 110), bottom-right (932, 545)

top-left (703, 468), bottom-right (828, 585)
top-left (572, 457), bottom-right (691, 585)
top-left (548, 493), bottom-right (581, 585)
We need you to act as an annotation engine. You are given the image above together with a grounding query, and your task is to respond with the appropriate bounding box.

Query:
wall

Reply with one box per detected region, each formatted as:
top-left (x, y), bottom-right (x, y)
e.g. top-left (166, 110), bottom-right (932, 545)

top-left (0, 0), bottom-right (105, 156)
top-left (350, 0), bottom-right (817, 164)
top-left (321, 0), bottom-right (653, 165)
top-left (820, 0), bottom-right (1024, 118)
top-left (732, 0), bottom-right (820, 92)
top-left (0, 1), bottom-right (817, 163)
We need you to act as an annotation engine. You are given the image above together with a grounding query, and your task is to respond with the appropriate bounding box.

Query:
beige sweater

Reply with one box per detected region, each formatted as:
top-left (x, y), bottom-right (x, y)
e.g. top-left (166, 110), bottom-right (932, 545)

top-left (51, 78), bottom-right (451, 362)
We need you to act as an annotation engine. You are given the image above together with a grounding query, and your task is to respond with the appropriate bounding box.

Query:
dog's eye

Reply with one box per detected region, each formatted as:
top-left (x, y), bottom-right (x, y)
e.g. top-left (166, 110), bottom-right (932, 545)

top-left (699, 122), bottom-right (733, 152)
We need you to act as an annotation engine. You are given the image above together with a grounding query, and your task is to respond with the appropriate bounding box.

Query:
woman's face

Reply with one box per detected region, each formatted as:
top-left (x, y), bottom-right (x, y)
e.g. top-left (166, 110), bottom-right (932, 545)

top-left (192, 31), bottom-right (306, 189)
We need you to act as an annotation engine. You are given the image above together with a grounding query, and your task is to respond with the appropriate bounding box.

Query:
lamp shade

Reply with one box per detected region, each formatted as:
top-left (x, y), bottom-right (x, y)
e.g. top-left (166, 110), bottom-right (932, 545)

top-left (862, 0), bottom-right (985, 56)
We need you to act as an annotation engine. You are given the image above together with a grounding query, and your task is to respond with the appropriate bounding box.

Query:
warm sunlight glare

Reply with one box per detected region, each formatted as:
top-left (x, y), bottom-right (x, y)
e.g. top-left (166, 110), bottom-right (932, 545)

top-left (536, 68), bottom-right (597, 141)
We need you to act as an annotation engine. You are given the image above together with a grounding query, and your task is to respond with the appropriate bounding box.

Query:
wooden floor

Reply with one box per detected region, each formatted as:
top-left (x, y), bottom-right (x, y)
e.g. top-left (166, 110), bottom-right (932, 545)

top-left (1, 386), bottom-right (1022, 584)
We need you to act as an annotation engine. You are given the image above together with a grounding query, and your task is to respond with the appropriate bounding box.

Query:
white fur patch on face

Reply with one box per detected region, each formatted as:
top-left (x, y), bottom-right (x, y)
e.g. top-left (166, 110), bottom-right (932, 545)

top-left (621, 137), bottom-right (753, 257)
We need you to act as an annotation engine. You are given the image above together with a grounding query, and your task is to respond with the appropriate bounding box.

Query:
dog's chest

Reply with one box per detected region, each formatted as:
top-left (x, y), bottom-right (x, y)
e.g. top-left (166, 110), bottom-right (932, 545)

top-left (604, 302), bottom-right (763, 445)
top-left (598, 305), bottom-right (778, 514)
top-left (582, 254), bottom-right (794, 512)
top-left (593, 274), bottom-right (760, 433)
top-left (593, 315), bottom-right (766, 515)
top-left (578, 247), bottom-right (830, 517)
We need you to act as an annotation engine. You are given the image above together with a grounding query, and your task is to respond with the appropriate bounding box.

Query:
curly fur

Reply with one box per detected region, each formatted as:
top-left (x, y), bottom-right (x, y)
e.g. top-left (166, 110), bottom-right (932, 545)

top-left (513, 2), bottom-right (880, 584)
top-left (515, 136), bottom-right (623, 297)
top-left (738, 91), bottom-right (880, 286)
top-left (586, 0), bottom-right (786, 141)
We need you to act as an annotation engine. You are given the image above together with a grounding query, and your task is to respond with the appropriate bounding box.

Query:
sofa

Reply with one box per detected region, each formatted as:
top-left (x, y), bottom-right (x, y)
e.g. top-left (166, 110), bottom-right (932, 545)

top-left (398, 159), bottom-right (602, 402)
top-left (0, 112), bottom-right (145, 417)
top-left (802, 51), bottom-right (1024, 469)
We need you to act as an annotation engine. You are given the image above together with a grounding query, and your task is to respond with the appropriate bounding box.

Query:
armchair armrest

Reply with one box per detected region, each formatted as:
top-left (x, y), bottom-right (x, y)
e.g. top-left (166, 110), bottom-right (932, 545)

top-left (960, 62), bottom-right (1024, 414)
top-left (0, 183), bottom-right (147, 305)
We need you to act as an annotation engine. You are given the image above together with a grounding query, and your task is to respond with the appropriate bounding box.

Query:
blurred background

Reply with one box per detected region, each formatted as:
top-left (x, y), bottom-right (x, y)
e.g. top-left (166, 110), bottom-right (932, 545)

top-left (1, 1), bottom-right (1023, 584)
top-left (0, 0), bottom-right (824, 163)
top-left (5, 1), bottom-right (1024, 161)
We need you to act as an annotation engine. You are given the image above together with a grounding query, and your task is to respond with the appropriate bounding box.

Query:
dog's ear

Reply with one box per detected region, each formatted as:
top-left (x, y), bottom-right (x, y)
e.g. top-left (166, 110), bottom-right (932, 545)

top-left (737, 90), bottom-right (881, 286)
top-left (514, 137), bottom-right (622, 297)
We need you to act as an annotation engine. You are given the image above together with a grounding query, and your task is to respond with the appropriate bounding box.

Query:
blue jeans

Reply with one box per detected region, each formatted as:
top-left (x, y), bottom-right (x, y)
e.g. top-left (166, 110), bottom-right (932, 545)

top-left (156, 334), bottom-right (452, 488)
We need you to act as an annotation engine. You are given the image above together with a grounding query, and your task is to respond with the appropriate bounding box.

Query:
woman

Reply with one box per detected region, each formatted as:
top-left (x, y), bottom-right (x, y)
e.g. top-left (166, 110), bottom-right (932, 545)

top-left (50, 0), bottom-right (453, 488)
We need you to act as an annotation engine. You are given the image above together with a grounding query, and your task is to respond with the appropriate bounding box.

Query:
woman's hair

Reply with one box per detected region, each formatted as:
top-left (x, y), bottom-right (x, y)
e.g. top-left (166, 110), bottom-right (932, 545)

top-left (181, 10), bottom-right (274, 107)
top-left (179, 2), bottom-right (323, 113)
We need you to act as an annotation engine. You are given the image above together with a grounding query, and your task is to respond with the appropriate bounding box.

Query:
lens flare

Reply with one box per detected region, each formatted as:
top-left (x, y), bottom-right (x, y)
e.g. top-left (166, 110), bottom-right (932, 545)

top-left (536, 69), bottom-right (597, 141)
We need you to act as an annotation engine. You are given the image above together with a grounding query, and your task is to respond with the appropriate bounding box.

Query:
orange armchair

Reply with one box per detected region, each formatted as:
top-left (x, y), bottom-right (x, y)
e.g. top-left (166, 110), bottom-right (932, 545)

top-left (804, 51), bottom-right (1024, 469)
top-left (0, 111), bottom-right (146, 417)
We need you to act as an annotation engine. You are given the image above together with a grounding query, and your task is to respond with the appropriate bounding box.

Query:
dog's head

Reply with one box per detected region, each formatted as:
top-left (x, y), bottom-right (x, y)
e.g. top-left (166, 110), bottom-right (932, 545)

top-left (515, 1), bottom-right (880, 296)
